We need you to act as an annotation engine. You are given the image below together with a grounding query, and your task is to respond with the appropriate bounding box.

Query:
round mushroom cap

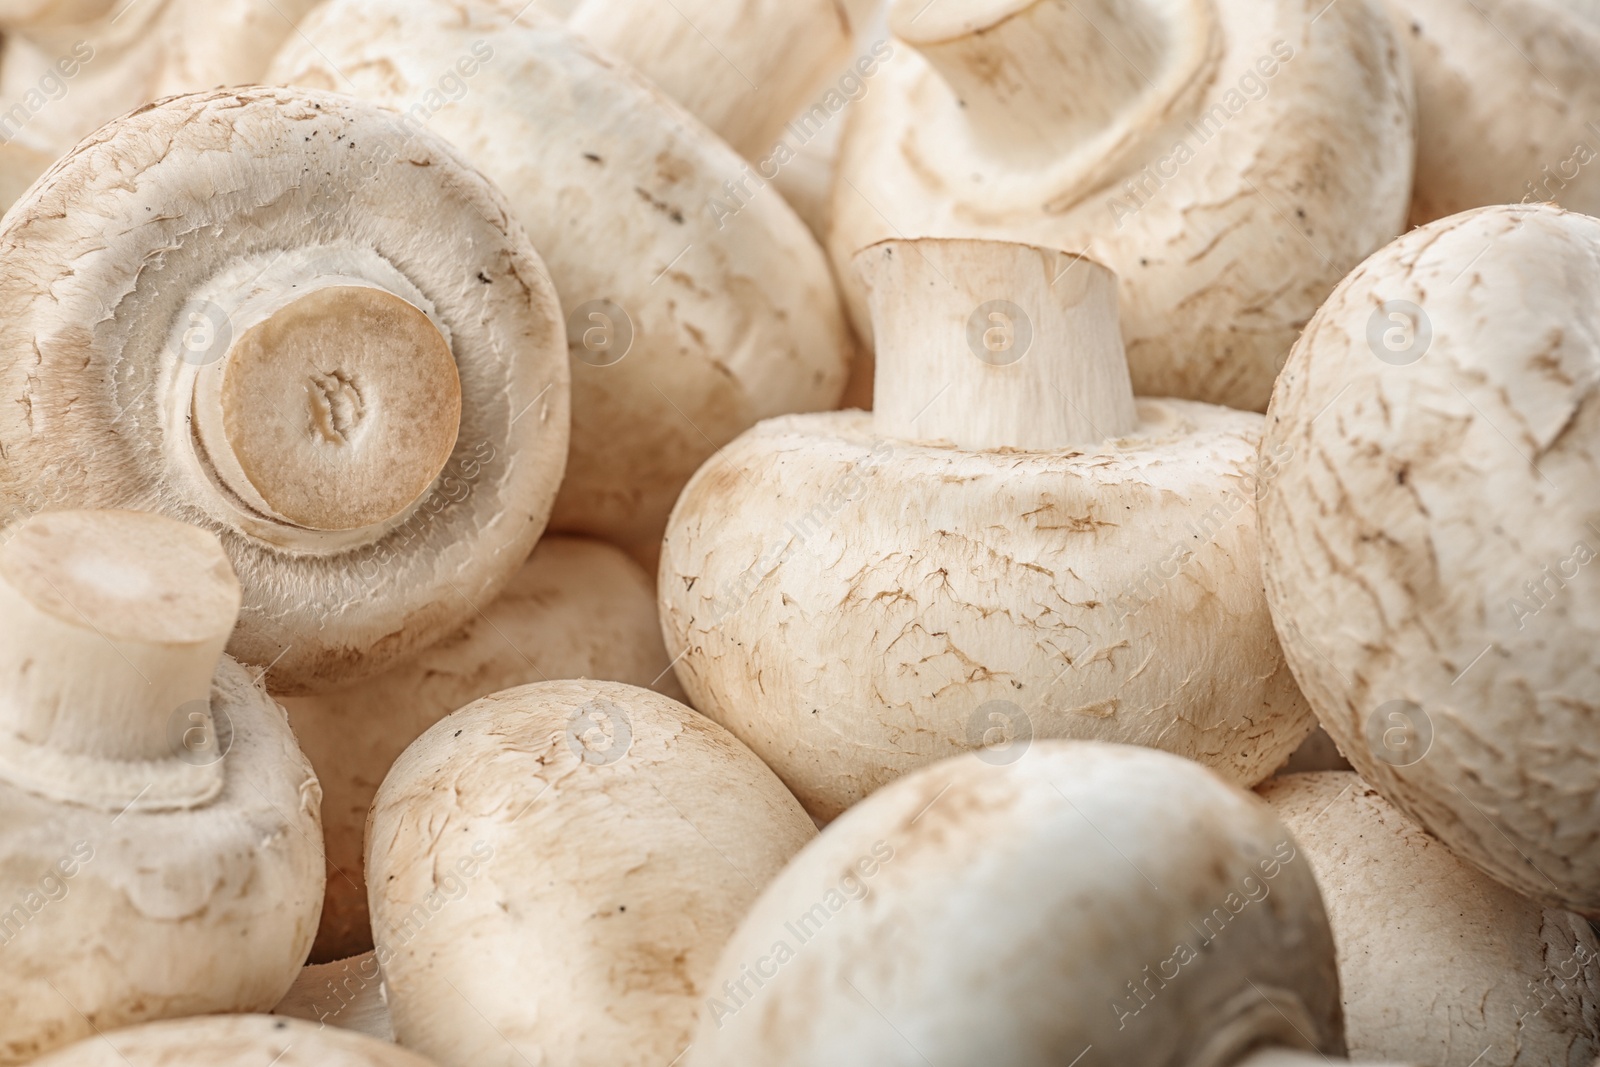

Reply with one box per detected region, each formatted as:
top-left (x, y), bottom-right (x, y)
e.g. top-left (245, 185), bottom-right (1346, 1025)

top-left (29, 1014), bottom-right (436, 1066)
top-left (0, 86), bottom-right (569, 695)
top-left (687, 741), bottom-right (1342, 1066)
top-left (283, 535), bottom-right (686, 963)
top-left (367, 680), bottom-right (816, 1067)
top-left (828, 0), bottom-right (1413, 412)
top-left (659, 404), bottom-right (1311, 821)
top-left (270, 0), bottom-right (851, 563)
top-left (1260, 203), bottom-right (1600, 915)
top-left (1262, 772), bottom-right (1600, 1067)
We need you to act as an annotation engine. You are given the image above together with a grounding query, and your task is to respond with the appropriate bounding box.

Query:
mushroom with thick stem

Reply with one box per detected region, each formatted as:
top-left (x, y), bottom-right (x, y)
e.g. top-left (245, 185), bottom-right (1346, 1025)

top-left (270, 0), bottom-right (850, 566)
top-left (686, 741), bottom-right (1417, 1066)
top-left (30, 1015), bottom-right (436, 1067)
top-left (284, 534), bottom-right (688, 964)
top-left (367, 680), bottom-right (816, 1067)
top-left (827, 0), bottom-right (1414, 413)
top-left (1262, 772), bottom-right (1600, 1066)
top-left (1258, 202), bottom-right (1600, 916)
top-left (0, 509), bottom-right (323, 1064)
top-left (0, 85), bottom-right (570, 695)
top-left (659, 237), bottom-right (1310, 822)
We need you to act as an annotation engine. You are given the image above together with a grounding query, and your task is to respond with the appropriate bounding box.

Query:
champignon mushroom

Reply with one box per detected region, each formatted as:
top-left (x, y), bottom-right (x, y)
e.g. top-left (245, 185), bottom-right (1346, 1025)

top-left (1262, 771), bottom-right (1600, 1066)
top-left (367, 680), bottom-right (815, 1067)
top-left (283, 535), bottom-right (687, 963)
top-left (0, 86), bottom-right (569, 695)
top-left (1388, 0), bottom-right (1600, 227)
top-left (273, 952), bottom-right (394, 1040)
top-left (827, 0), bottom-right (1414, 413)
top-left (270, 0), bottom-right (850, 564)
top-left (1258, 202), bottom-right (1600, 915)
top-left (687, 741), bottom-right (1414, 1066)
top-left (566, 0), bottom-right (853, 161)
top-left (659, 237), bottom-right (1310, 821)
top-left (0, 0), bottom-right (321, 159)
top-left (0, 509), bottom-right (323, 1064)
top-left (29, 1014), bottom-right (435, 1067)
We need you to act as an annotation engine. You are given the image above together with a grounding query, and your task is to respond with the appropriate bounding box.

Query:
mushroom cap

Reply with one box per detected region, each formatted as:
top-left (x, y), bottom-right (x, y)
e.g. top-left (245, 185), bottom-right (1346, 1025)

top-left (0, 656), bottom-right (324, 1064)
top-left (687, 741), bottom-right (1342, 1066)
top-left (0, 86), bottom-right (569, 695)
top-left (659, 405), bottom-right (1311, 821)
top-left (29, 1014), bottom-right (435, 1066)
top-left (367, 680), bottom-right (815, 1067)
top-left (1262, 772), bottom-right (1600, 1067)
top-left (1390, 0), bottom-right (1600, 227)
top-left (283, 535), bottom-right (686, 963)
top-left (270, 0), bottom-right (851, 562)
top-left (1259, 203), bottom-right (1600, 914)
top-left (828, 0), bottom-right (1413, 412)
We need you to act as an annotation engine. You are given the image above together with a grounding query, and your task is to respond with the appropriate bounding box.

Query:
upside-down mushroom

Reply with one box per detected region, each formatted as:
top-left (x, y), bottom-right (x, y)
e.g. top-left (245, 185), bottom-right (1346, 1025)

top-left (0, 510), bottom-right (322, 1063)
top-left (30, 1015), bottom-right (435, 1067)
top-left (1259, 202), bottom-right (1600, 915)
top-left (367, 680), bottom-right (815, 1067)
top-left (0, 86), bottom-right (569, 695)
top-left (828, 0), bottom-right (1414, 413)
top-left (660, 237), bottom-right (1309, 821)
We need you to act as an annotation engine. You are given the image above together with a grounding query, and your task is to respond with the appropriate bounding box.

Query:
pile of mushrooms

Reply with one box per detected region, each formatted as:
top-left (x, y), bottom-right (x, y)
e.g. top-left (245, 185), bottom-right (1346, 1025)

top-left (4, 1), bottom-right (1600, 1064)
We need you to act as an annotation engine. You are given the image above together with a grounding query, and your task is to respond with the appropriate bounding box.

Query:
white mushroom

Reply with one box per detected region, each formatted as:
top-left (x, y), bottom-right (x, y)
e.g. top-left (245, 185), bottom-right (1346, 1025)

top-left (29, 1014), bottom-right (434, 1067)
top-left (283, 535), bottom-right (687, 963)
top-left (828, 0), bottom-right (1414, 413)
top-left (367, 680), bottom-right (815, 1067)
top-left (1258, 202), bottom-right (1600, 915)
top-left (270, 0), bottom-right (849, 564)
top-left (0, 86), bottom-right (569, 695)
top-left (1388, 0), bottom-right (1600, 227)
top-left (687, 741), bottom-right (1415, 1066)
top-left (0, 509), bottom-right (323, 1063)
top-left (1262, 771), bottom-right (1600, 1066)
top-left (659, 237), bottom-right (1310, 821)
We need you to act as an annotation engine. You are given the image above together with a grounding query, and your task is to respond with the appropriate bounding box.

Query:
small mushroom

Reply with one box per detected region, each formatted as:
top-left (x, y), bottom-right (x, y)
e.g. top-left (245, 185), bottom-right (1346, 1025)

top-left (1259, 202), bottom-right (1600, 915)
top-left (283, 535), bottom-right (687, 963)
top-left (659, 237), bottom-right (1310, 821)
top-left (367, 680), bottom-right (815, 1067)
top-left (1388, 0), bottom-right (1600, 227)
top-left (687, 741), bottom-right (1412, 1065)
top-left (0, 510), bottom-right (323, 1063)
top-left (29, 1014), bottom-right (435, 1067)
top-left (827, 0), bottom-right (1414, 412)
top-left (271, 0), bottom-right (850, 563)
top-left (1262, 772), bottom-right (1600, 1066)
top-left (0, 86), bottom-right (569, 694)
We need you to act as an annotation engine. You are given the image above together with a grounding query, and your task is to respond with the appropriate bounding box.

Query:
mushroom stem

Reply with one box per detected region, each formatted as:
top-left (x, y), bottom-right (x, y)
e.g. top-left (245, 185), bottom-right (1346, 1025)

top-left (889, 0), bottom-right (1217, 165)
top-left (0, 510), bottom-right (240, 805)
top-left (856, 237), bottom-right (1138, 450)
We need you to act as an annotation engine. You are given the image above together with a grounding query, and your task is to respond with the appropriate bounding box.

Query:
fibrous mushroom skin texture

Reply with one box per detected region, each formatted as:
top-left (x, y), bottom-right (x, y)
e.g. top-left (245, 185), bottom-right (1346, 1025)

top-left (366, 680), bottom-right (816, 1067)
top-left (1262, 772), bottom-right (1600, 1067)
top-left (0, 86), bottom-right (570, 695)
top-left (687, 742), bottom-right (1343, 1066)
top-left (1389, 0), bottom-right (1600, 228)
top-left (283, 535), bottom-right (687, 964)
top-left (270, 0), bottom-right (851, 564)
top-left (1259, 203), bottom-right (1600, 915)
top-left (28, 1014), bottom-right (437, 1067)
top-left (828, 0), bottom-right (1414, 413)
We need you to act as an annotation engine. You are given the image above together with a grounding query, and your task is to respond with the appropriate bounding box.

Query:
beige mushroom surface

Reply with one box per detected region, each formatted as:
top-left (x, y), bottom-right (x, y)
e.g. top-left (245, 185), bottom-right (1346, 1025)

top-left (29, 1015), bottom-right (435, 1067)
top-left (284, 534), bottom-right (685, 963)
top-left (0, 86), bottom-right (569, 695)
top-left (1263, 772), bottom-right (1600, 1067)
top-left (271, 0), bottom-right (850, 564)
top-left (367, 680), bottom-right (815, 1067)
top-left (273, 952), bottom-right (394, 1040)
top-left (0, 510), bottom-right (323, 1064)
top-left (661, 238), bottom-right (1310, 821)
top-left (1260, 202), bottom-right (1600, 915)
top-left (827, 0), bottom-right (1414, 413)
